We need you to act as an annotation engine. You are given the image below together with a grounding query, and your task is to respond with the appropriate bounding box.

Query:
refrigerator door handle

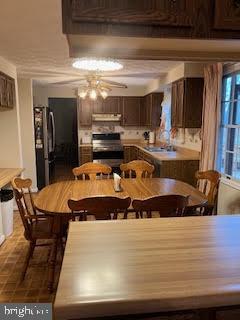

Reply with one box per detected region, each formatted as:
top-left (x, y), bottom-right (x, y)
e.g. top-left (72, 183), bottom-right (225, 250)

top-left (49, 111), bottom-right (56, 152)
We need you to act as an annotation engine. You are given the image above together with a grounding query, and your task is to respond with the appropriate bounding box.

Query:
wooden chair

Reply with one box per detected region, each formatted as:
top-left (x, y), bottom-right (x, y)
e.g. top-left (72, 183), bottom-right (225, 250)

top-left (120, 160), bottom-right (154, 178)
top-left (195, 170), bottom-right (221, 215)
top-left (132, 194), bottom-right (189, 218)
top-left (13, 188), bottom-right (55, 281)
top-left (68, 196), bottom-right (131, 220)
top-left (12, 177), bottom-right (37, 216)
top-left (72, 162), bottom-right (112, 180)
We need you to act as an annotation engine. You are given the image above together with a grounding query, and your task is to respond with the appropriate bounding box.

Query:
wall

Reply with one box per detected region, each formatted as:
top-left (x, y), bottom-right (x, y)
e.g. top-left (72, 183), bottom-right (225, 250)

top-left (33, 85), bottom-right (147, 106)
top-left (146, 62), bottom-right (205, 94)
top-left (218, 179), bottom-right (240, 215)
top-left (34, 85), bottom-right (150, 145)
top-left (18, 78), bottom-right (37, 189)
top-left (33, 86), bottom-right (76, 106)
top-left (0, 56), bottom-right (22, 168)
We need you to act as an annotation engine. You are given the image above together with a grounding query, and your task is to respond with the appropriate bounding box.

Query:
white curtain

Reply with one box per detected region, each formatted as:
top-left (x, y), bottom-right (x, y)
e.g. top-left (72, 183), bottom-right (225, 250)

top-left (200, 63), bottom-right (223, 172)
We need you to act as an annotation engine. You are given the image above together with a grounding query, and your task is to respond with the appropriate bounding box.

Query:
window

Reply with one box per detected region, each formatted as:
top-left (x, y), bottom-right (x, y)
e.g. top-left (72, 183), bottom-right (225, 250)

top-left (218, 72), bottom-right (240, 180)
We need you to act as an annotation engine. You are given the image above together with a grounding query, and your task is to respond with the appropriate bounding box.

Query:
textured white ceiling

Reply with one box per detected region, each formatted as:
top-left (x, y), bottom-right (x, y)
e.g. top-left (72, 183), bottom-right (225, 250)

top-left (0, 0), bottom-right (181, 87)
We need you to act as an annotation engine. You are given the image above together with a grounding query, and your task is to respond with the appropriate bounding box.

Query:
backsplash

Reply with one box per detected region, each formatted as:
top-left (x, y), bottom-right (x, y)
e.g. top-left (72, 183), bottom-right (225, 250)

top-left (79, 125), bottom-right (150, 144)
top-left (171, 128), bottom-right (202, 152)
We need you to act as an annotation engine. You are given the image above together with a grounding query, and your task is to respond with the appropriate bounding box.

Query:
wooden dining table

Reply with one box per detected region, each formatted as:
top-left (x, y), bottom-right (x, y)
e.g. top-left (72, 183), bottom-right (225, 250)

top-left (34, 178), bottom-right (207, 291)
top-left (35, 178), bottom-right (207, 214)
top-left (54, 216), bottom-right (240, 320)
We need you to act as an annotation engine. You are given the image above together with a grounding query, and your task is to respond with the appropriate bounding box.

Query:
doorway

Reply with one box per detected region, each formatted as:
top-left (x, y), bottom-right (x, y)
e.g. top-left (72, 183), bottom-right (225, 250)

top-left (48, 98), bottom-right (78, 183)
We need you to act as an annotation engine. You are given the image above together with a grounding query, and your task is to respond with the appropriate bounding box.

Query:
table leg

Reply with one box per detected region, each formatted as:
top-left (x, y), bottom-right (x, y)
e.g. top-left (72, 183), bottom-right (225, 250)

top-left (48, 234), bottom-right (58, 292)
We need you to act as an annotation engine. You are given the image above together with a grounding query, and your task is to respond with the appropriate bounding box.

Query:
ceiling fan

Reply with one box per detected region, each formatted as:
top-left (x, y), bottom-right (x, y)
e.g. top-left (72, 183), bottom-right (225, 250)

top-left (53, 72), bottom-right (128, 100)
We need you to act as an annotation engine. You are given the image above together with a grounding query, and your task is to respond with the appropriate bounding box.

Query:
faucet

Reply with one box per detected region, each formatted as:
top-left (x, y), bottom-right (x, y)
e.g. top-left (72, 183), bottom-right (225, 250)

top-left (160, 130), bottom-right (171, 146)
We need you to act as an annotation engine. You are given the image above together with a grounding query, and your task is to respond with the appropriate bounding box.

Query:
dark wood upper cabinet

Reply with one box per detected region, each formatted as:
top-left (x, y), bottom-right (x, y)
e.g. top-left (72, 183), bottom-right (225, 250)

top-left (70, 0), bottom-right (195, 27)
top-left (141, 93), bottom-right (163, 128)
top-left (0, 72), bottom-right (15, 110)
top-left (171, 78), bottom-right (204, 128)
top-left (78, 98), bottom-right (93, 127)
top-left (93, 97), bottom-right (121, 114)
top-left (214, 0), bottom-right (240, 30)
top-left (78, 94), bottom-right (163, 128)
top-left (122, 97), bottom-right (141, 126)
top-left (62, 0), bottom-right (240, 39)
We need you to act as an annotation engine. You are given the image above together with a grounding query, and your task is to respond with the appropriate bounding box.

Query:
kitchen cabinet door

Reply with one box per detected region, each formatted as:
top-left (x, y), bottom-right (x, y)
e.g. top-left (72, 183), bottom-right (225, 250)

top-left (92, 99), bottom-right (103, 113)
top-left (214, 0), bottom-right (240, 31)
top-left (171, 78), bottom-right (203, 128)
top-left (175, 79), bottom-right (185, 127)
top-left (141, 93), bottom-right (163, 128)
top-left (159, 160), bottom-right (199, 186)
top-left (0, 72), bottom-right (15, 109)
top-left (6, 78), bottom-right (15, 107)
top-left (171, 82), bottom-right (178, 128)
top-left (184, 78), bottom-right (204, 128)
top-left (79, 146), bottom-right (93, 165)
top-left (69, 0), bottom-right (195, 27)
top-left (78, 98), bottom-right (93, 127)
top-left (122, 97), bottom-right (141, 126)
top-left (102, 96), bottom-right (121, 113)
top-left (123, 146), bottom-right (131, 163)
top-left (141, 95), bottom-right (151, 127)
top-left (0, 74), bottom-right (7, 107)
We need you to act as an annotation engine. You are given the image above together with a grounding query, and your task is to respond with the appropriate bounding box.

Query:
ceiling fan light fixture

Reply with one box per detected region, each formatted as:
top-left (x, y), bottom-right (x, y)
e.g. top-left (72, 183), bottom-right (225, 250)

top-left (89, 89), bottom-right (97, 100)
top-left (72, 58), bottom-right (123, 72)
top-left (79, 89), bottom-right (88, 99)
top-left (100, 90), bottom-right (108, 100)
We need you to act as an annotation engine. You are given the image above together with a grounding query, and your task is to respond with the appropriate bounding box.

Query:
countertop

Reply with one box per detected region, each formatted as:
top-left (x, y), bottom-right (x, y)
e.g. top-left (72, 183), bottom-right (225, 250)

top-left (0, 168), bottom-right (24, 189)
top-left (79, 140), bottom-right (200, 162)
top-left (55, 216), bottom-right (240, 319)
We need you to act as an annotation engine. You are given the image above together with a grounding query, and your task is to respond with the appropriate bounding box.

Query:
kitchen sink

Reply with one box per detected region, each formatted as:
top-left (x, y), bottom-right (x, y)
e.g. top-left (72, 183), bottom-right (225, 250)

top-left (144, 146), bottom-right (176, 152)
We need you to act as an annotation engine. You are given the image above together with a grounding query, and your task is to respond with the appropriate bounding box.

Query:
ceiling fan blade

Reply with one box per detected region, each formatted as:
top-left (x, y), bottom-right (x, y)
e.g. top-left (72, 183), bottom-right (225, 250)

top-left (52, 78), bottom-right (86, 85)
top-left (100, 79), bottom-right (127, 88)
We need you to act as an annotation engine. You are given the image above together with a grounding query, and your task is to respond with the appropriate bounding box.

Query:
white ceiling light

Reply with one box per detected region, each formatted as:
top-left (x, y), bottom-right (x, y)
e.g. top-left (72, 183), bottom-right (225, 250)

top-left (72, 58), bottom-right (123, 72)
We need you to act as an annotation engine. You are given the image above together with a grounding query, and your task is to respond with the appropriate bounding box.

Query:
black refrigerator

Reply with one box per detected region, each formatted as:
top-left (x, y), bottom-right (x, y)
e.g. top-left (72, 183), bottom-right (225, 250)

top-left (34, 106), bottom-right (55, 190)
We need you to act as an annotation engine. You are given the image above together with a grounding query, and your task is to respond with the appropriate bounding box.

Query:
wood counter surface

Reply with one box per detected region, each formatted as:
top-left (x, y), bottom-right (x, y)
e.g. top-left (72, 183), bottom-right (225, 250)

top-left (0, 168), bottom-right (23, 189)
top-left (79, 140), bottom-right (200, 161)
top-left (55, 216), bottom-right (240, 320)
top-left (122, 140), bottom-right (200, 161)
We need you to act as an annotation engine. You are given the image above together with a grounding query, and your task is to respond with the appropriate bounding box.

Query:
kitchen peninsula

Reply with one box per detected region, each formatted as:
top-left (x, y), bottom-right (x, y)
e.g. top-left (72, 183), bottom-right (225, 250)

top-left (80, 141), bottom-right (200, 186)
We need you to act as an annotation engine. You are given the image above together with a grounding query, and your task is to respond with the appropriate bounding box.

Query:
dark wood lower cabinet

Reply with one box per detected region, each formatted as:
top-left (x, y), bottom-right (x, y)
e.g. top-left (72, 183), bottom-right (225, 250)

top-left (79, 146), bottom-right (93, 165)
top-left (124, 146), bottom-right (199, 186)
top-left (159, 160), bottom-right (199, 186)
top-left (124, 146), bottom-right (138, 163)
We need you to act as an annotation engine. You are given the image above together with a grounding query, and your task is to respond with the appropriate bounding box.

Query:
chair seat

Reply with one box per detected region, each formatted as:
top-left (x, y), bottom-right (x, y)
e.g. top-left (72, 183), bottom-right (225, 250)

top-left (31, 219), bottom-right (53, 239)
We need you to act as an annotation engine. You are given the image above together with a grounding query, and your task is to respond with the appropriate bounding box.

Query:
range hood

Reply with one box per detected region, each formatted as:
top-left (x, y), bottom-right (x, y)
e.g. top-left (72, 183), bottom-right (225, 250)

top-left (92, 114), bottom-right (121, 122)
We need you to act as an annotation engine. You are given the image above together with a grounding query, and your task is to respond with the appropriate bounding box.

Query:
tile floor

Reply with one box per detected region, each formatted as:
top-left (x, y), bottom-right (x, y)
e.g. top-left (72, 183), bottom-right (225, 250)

top-left (0, 212), bottom-right (60, 303)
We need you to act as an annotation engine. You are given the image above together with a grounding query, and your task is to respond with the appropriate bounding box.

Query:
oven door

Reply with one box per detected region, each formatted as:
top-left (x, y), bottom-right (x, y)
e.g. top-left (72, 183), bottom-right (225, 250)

top-left (93, 150), bottom-right (123, 161)
top-left (93, 150), bottom-right (124, 172)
